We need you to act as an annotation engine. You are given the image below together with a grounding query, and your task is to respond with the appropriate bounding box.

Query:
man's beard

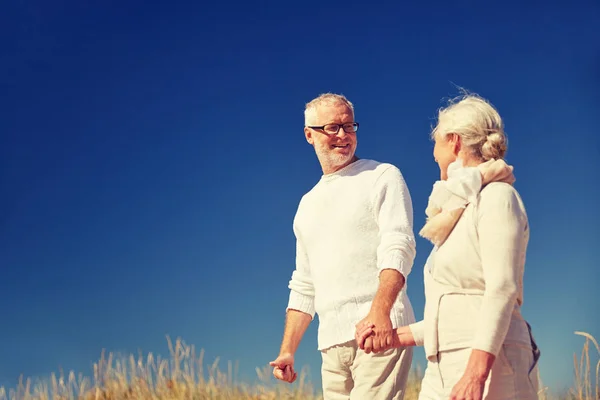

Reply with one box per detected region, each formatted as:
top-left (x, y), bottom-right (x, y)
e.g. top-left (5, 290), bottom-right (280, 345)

top-left (314, 143), bottom-right (355, 171)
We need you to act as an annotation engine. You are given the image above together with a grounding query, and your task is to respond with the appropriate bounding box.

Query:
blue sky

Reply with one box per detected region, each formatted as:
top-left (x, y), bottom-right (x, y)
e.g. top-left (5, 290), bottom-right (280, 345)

top-left (1, 0), bottom-right (598, 395)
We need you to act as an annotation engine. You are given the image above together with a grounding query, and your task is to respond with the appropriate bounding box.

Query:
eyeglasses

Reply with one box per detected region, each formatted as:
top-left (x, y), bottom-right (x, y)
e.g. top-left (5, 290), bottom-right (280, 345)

top-left (307, 122), bottom-right (359, 135)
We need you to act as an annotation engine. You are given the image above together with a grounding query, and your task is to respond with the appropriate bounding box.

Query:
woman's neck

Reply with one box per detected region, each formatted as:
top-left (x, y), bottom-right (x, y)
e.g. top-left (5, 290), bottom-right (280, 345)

top-left (457, 153), bottom-right (484, 168)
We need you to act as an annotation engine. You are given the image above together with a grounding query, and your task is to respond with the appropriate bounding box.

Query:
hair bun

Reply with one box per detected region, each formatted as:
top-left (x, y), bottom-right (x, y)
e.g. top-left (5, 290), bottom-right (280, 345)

top-left (481, 131), bottom-right (507, 160)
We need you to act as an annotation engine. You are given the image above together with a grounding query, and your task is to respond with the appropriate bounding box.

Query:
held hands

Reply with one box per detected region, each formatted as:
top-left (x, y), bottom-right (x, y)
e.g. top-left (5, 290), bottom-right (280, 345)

top-left (355, 320), bottom-right (417, 354)
top-left (354, 312), bottom-right (394, 354)
top-left (355, 320), bottom-right (375, 350)
top-left (269, 353), bottom-right (297, 383)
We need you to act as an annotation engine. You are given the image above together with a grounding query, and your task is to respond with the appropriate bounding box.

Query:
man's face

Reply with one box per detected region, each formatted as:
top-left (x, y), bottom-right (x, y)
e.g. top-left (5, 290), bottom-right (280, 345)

top-left (304, 102), bottom-right (358, 174)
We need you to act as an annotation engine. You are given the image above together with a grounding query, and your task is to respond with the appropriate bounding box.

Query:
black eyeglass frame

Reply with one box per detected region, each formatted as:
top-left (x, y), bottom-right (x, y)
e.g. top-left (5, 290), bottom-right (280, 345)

top-left (306, 122), bottom-right (359, 134)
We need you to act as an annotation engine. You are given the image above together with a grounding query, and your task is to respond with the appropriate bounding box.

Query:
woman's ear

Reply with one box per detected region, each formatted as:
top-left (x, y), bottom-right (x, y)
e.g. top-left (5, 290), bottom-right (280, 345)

top-left (447, 133), bottom-right (461, 155)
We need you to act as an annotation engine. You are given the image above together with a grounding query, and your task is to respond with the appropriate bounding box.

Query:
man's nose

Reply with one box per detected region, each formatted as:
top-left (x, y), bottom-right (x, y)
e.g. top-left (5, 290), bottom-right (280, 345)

top-left (335, 126), bottom-right (348, 138)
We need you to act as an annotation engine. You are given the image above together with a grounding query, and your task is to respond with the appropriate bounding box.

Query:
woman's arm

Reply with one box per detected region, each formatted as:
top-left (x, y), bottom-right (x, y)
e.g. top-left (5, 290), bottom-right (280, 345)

top-left (465, 184), bottom-right (528, 379)
top-left (449, 184), bottom-right (527, 398)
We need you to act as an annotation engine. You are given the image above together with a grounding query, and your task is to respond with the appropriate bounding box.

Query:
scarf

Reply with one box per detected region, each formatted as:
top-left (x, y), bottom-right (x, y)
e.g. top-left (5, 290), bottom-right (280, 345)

top-left (419, 158), bottom-right (516, 247)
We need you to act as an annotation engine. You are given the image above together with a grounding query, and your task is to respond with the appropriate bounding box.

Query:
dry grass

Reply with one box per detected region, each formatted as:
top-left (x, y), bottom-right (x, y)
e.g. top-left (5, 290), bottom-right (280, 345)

top-left (0, 332), bottom-right (596, 400)
top-left (567, 331), bottom-right (599, 400)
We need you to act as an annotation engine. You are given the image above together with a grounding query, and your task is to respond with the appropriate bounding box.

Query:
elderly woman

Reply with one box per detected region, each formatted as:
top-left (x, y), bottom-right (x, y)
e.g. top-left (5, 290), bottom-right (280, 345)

top-left (356, 92), bottom-right (541, 400)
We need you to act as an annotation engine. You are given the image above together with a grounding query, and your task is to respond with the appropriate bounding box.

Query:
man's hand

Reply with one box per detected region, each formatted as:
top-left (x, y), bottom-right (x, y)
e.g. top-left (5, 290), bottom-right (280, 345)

top-left (269, 353), bottom-right (297, 383)
top-left (355, 269), bottom-right (404, 354)
top-left (270, 309), bottom-right (311, 384)
top-left (355, 311), bottom-right (393, 354)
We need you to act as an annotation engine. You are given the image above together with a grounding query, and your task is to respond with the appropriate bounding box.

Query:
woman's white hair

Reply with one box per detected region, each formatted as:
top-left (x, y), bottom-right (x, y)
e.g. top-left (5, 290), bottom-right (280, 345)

top-left (431, 90), bottom-right (508, 161)
top-left (304, 93), bottom-right (354, 126)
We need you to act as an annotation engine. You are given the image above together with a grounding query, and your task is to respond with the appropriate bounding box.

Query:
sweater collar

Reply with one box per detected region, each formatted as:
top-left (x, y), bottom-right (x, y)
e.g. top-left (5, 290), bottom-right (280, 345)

top-left (319, 158), bottom-right (365, 182)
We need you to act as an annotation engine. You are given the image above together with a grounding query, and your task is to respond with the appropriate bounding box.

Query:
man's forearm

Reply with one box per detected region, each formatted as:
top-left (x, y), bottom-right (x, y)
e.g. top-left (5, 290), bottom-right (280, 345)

top-left (279, 309), bottom-right (312, 355)
top-left (371, 269), bottom-right (405, 315)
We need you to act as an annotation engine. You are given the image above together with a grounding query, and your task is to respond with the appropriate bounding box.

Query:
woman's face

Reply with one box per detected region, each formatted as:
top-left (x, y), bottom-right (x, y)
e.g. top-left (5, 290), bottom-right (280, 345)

top-left (433, 133), bottom-right (460, 180)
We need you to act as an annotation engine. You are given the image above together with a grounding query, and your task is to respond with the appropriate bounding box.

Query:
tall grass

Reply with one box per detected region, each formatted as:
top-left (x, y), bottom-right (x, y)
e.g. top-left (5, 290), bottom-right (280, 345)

top-left (0, 332), bottom-right (596, 400)
top-left (569, 331), bottom-right (599, 400)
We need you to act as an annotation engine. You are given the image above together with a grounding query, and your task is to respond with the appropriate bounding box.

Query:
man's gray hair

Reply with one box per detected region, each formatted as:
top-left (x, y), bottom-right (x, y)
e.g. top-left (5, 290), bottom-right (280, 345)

top-left (304, 93), bottom-right (355, 126)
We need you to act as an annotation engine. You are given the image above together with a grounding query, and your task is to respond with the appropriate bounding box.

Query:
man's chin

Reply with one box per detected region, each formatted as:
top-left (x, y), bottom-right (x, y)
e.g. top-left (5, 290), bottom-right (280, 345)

top-left (329, 154), bottom-right (356, 168)
top-left (315, 147), bottom-right (356, 169)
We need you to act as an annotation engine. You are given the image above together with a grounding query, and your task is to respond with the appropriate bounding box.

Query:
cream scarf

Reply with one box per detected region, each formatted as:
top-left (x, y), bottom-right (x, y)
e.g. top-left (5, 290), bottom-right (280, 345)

top-left (419, 158), bottom-right (516, 247)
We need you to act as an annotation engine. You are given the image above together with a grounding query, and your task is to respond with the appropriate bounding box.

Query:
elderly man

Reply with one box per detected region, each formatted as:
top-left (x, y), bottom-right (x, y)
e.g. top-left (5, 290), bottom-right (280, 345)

top-left (269, 93), bottom-right (417, 399)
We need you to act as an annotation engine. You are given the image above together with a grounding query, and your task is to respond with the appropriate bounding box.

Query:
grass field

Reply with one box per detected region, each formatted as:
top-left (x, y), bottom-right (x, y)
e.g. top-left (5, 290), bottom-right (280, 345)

top-left (0, 332), bottom-right (597, 400)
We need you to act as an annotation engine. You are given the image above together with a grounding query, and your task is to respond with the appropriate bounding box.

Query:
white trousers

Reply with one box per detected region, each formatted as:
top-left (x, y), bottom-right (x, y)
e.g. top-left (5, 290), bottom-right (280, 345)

top-left (320, 340), bottom-right (413, 400)
top-left (418, 343), bottom-right (541, 400)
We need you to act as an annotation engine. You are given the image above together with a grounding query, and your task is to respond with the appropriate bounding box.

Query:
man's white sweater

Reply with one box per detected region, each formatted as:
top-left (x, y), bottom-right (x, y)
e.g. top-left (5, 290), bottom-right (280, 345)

top-left (287, 159), bottom-right (417, 351)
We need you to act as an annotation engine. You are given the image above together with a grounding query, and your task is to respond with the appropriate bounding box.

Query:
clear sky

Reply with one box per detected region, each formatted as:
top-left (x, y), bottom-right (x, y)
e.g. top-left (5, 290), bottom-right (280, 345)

top-left (1, 0), bottom-right (598, 395)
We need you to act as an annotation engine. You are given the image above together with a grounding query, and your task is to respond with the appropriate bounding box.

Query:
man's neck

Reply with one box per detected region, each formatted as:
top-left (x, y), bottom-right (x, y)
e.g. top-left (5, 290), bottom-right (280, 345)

top-left (322, 156), bottom-right (359, 175)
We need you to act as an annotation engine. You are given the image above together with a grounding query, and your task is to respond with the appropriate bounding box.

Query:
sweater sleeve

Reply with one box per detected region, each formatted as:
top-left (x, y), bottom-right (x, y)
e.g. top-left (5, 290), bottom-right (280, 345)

top-left (408, 320), bottom-right (425, 346)
top-left (286, 222), bottom-right (316, 319)
top-left (472, 184), bottom-right (527, 356)
top-left (372, 165), bottom-right (417, 279)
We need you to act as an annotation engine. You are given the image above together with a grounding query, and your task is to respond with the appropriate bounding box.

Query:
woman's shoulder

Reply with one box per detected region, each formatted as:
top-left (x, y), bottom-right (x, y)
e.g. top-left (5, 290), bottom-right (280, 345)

top-left (477, 182), bottom-right (527, 217)
top-left (480, 181), bottom-right (520, 198)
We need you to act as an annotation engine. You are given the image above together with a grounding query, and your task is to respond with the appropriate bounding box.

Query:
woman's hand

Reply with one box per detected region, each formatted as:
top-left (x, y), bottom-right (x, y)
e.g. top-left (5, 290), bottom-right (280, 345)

top-left (449, 373), bottom-right (485, 400)
top-left (450, 349), bottom-right (495, 400)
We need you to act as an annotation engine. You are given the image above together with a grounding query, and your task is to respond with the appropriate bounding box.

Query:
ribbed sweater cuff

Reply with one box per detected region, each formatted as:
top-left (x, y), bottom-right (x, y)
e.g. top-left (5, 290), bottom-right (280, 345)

top-left (287, 290), bottom-right (315, 319)
top-left (379, 250), bottom-right (411, 279)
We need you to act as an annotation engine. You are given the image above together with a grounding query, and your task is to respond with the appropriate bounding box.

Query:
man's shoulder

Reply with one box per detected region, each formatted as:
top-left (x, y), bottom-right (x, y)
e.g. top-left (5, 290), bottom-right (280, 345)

top-left (358, 159), bottom-right (402, 176)
top-left (297, 159), bottom-right (405, 200)
top-left (360, 159), bottom-right (406, 184)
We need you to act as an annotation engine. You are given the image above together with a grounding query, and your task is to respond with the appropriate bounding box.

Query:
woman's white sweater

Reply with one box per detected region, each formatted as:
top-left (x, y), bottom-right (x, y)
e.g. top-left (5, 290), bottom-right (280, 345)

top-left (409, 182), bottom-right (534, 359)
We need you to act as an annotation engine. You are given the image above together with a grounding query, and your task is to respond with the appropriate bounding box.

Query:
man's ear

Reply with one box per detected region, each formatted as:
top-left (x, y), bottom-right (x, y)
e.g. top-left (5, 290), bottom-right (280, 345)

top-left (304, 127), bottom-right (314, 145)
